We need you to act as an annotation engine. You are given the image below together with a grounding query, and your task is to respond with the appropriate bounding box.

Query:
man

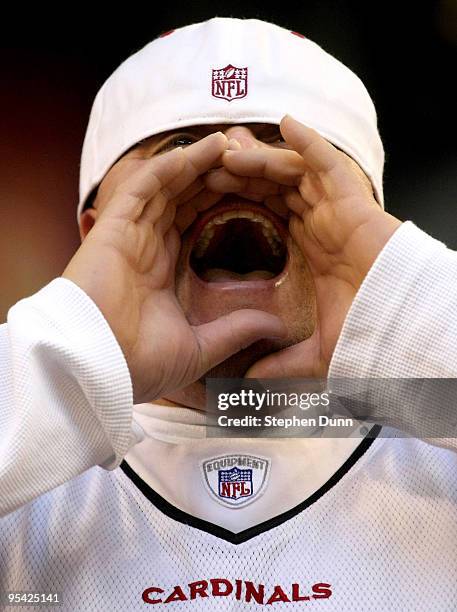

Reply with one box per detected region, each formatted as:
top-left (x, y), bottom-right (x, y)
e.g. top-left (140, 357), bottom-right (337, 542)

top-left (1, 17), bottom-right (456, 611)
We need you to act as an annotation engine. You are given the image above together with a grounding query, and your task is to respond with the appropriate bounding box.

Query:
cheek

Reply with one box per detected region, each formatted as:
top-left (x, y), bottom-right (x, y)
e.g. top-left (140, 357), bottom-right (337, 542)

top-left (278, 242), bottom-right (316, 338)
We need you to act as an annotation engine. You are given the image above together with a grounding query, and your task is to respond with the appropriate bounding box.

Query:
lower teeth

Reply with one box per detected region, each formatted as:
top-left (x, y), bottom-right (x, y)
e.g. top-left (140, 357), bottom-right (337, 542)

top-left (201, 269), bottom-right (276, 282)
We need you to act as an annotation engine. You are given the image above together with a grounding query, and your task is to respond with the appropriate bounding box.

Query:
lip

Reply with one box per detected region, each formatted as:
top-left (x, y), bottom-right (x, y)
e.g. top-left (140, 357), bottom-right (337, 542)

top-left (184, 195), bottom-right (290, 290)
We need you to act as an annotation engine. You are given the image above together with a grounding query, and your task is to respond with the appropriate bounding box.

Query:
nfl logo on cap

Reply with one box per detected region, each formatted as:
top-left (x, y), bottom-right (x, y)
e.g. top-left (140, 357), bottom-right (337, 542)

top-left (212, 64), bottom-right (248, 101)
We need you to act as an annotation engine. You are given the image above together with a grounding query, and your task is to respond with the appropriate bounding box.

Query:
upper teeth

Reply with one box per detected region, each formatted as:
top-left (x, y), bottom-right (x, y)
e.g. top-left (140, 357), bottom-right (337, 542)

top-left (194, 210), bottom-right (283, 258)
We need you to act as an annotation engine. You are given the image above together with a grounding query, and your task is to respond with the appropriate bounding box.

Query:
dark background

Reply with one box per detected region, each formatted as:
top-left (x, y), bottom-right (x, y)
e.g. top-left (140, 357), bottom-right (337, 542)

top-left (1, 1), bottom-right (455, 320)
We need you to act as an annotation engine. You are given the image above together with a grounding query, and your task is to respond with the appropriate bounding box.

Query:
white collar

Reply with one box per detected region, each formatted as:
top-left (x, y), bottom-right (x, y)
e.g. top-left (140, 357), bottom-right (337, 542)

top-left (125, 403), bottom-right (374, 533)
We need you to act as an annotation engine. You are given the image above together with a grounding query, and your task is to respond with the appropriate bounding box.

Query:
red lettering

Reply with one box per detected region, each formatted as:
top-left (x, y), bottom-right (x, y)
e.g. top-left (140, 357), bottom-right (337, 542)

top-left (220, 483), bottom-right (231, 497)
top-left (210, 579), bottom-right (233, 597)
top-left (227, 81), bottom-right (236, 96)
top-left (236, 81), bottom-right (246, 96)
top-left (266, 585), bottom-right (291, 604)
top-left (241, 482), bottom-right (251, 495)
top-left (142, 587), bottom-right (164, 604)
top-left (292, 583), bottom-right (310, 601)
top-left (312, 583), bottom-right (332, 599)
top-left (245, 581), bottom-right (264, 604)
top-left (220, 482), bottom-right (252, 498)
top-left (214, 82), bottom-right (225, 96)
top-left (143, 579), bottom-right (331, 605)
top-left (189, 580), bottom-right (209, 600)
top-left (164, 586), bottom-right (187, 603)
top-left (235, 579), bottom-right (243, 600)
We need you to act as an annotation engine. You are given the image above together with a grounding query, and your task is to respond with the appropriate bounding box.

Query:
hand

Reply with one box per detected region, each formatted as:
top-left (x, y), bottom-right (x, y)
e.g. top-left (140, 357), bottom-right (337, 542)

top-left (63, 134), bottom-right (287, 403)
top-left (219, 116), bottom-right (402, 377)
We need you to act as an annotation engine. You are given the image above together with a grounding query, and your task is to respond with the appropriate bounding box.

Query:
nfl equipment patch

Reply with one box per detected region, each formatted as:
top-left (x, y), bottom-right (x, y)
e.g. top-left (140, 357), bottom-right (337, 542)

top-left (211, 64), bottom-right (248, 101)
top-left (201, 454), bottom-right (270, 508)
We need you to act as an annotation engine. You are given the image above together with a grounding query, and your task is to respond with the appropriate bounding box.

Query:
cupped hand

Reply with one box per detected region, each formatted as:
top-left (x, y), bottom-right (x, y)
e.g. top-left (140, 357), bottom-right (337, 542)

top-left (63, 134), bottom-right (287, 403)
top-left (219, 115), bottom-right (402, 377)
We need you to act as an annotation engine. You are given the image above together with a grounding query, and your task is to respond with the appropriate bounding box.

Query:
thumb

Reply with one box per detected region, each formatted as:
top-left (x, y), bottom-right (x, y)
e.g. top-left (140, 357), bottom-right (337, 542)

top-left (193, 310), bottom-right (287, 375)
top-left (245, 334), bottom-right (322, 379)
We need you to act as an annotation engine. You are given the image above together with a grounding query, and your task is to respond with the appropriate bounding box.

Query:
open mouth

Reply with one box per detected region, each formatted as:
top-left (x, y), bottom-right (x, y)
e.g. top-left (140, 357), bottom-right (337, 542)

top-left (188, 202), bottom-right (288, 283)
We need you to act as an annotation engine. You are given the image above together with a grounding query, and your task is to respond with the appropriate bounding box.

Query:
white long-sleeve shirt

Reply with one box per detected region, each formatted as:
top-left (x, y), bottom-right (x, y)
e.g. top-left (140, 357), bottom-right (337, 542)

top-left (1, 220), bottom-right (457, 611)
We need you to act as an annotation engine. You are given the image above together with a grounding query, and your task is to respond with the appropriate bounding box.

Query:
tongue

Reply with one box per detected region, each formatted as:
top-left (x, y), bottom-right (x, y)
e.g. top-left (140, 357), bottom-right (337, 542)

top-left (201, 268), bottom-right (276, 282)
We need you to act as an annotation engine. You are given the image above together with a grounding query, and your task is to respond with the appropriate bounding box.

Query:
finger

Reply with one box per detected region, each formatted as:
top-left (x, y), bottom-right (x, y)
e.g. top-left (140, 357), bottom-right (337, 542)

top-left (227, 137), bottom-right (242, 151)
top-left (140, 132), bottom-right (228, 224)
top-left (283, 187), bottom-right (311, 216)
top-left (103, 147), bottom-right (186, 221)
top-left (155, 202), bottom-right (176, 236)
top-left (289, 214), bottom-right (327, 272)
top-left (297, 172), bottom-right (328, 207)
top-left (193, 310), bottom-right (287, 374)
top-left (263, 195), bottom-right (290, 220)
top-left (281, 117), bottom-right (378, 205)
top-left (222, 148), bottom-right (306, 185)
top-left (234, 191), bottom-right (272, 202)
top-left (157, 132), bottom-right (228, 201)
top-left (174, 192), bottom-right (225, 234)
top-left (245, 336), bottom-right (321, 379)
top-left (204, 168), bottom-right (282, 196)
top-left (280, 115), bottom-right (341, 174)
top-left (163, 227), bottom-right (181, 281)
top-left (169, 177), bottom-right (205, 208)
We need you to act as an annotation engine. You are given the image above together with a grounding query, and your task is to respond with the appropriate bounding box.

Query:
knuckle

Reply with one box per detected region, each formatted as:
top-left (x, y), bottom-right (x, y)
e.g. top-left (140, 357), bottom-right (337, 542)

top-left (123, 188), bottom-right (149, 204)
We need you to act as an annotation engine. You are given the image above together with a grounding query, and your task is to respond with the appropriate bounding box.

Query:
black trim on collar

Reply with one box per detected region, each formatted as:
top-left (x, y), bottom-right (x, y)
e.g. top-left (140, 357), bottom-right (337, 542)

top-left (119, 425), bottom-right (382, 545)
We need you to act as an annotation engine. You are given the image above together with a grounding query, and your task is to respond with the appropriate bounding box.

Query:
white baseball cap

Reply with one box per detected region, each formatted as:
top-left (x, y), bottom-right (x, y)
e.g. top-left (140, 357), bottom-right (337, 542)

top-left (78, 17), bottom-right (384, 219)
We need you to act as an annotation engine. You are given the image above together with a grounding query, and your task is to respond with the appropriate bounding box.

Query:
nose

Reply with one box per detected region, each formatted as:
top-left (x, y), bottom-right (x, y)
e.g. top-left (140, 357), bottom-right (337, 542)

top-left (224, 125), bottom-right (261, 149)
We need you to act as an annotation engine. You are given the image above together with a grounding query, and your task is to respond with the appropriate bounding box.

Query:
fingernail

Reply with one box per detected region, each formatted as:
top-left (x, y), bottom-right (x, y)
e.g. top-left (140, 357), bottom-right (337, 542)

top-left (228, 138), bottom-right (242, 151)
top-left (211, 131), bottom-right (227, 142)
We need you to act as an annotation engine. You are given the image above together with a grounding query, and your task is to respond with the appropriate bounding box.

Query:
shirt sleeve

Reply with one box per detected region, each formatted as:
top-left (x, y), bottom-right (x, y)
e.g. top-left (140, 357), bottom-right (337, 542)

top-left (328, 220), bottom-right (457, 449)
top-left (0, 277), bottom-right (144, 517)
